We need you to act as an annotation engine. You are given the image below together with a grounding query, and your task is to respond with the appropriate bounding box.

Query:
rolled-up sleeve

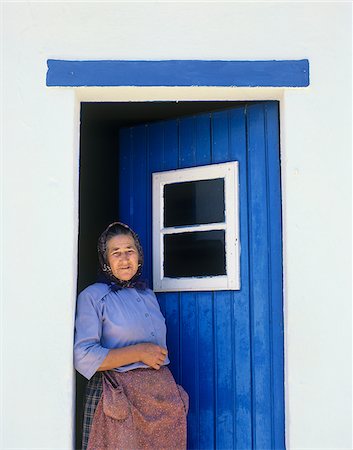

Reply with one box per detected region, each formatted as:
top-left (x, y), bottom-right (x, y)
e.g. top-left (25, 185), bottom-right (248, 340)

top-left (74, 288), bottom-right (110, 380)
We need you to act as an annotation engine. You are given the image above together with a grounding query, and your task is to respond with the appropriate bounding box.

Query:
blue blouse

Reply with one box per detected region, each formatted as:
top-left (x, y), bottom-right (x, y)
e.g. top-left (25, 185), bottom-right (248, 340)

top-left (74, 283), bottom-right (170, 380)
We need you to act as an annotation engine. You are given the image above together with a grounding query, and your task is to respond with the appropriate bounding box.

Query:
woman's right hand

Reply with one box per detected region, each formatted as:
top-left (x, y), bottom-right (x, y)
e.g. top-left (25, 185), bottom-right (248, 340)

top-left (135, 343), bottom-right (168, 370)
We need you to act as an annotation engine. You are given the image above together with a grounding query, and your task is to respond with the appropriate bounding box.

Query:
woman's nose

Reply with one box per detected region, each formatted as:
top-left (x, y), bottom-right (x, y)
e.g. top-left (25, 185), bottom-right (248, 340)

top-left (120, 252), bottom-right (129, 261)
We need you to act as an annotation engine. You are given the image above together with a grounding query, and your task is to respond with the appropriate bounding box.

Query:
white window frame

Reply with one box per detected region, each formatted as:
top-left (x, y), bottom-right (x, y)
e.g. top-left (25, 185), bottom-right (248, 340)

top-left (152, 161), bottom-right (240, 292)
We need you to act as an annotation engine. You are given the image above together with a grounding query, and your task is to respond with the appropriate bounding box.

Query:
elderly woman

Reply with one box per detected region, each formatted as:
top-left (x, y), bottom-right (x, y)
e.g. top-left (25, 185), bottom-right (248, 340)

top-left (74, 222), bottom-right (188, 450)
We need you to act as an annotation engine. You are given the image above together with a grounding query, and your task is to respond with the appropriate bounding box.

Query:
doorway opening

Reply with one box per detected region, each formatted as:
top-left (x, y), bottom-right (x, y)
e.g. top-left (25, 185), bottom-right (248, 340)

top-left (76, 100), bottom-right (248, 449)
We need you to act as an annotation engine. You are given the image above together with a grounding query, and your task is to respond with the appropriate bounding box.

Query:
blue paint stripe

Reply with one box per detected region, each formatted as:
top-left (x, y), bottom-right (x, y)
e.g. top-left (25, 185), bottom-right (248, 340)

top-left (46, 59), bottom-right (309, 87)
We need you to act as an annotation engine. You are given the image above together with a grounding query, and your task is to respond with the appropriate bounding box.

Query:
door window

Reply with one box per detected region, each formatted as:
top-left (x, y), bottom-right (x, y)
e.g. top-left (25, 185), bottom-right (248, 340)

top-left (152, 162), bottom-right (240, 291)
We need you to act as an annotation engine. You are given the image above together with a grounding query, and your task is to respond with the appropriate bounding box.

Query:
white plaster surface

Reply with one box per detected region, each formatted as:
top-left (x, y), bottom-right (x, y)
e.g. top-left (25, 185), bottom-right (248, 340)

top-left (1, 2), bottom-right (351, 449)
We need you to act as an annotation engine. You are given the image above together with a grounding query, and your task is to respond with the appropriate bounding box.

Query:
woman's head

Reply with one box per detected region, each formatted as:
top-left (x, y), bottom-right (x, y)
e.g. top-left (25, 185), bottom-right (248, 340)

top-left (97, 222), bottom-right (144, 286)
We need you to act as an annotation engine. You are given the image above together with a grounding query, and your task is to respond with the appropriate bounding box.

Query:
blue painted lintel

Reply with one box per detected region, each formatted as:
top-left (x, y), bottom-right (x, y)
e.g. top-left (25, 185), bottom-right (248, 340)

top-left (46, 59), bottom-right (309, 88)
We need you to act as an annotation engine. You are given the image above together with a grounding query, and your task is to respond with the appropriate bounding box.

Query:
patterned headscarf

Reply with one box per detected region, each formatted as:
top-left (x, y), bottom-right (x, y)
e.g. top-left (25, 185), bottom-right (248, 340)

top-left (97, 222), bottom-right (146, 290)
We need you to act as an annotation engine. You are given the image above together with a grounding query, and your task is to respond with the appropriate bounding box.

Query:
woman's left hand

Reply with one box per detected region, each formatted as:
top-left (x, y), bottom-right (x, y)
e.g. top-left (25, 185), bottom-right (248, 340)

top-left (135, 343), bottom-right (168, 370)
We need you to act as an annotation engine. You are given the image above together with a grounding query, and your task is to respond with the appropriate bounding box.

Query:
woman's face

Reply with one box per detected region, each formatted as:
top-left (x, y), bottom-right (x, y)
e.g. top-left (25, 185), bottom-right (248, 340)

top-left (106, 233), bottom-right (139, 281)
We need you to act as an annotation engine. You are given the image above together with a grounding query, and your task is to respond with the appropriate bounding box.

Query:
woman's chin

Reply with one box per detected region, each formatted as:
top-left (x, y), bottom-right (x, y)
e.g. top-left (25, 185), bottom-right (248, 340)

top-left (116, 272), bottom-right (136, 281)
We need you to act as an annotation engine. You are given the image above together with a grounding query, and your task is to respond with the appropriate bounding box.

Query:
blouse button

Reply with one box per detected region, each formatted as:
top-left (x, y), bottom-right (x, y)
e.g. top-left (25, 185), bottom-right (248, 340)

top-left (136, 298), bottom-right (141, 302)
top-left (145, 313), bottom-right (149, 317)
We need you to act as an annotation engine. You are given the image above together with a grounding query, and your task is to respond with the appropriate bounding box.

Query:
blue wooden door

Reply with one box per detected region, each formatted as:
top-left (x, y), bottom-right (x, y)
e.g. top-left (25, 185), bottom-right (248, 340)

top-left (119, 102), bottom-right (285, 450)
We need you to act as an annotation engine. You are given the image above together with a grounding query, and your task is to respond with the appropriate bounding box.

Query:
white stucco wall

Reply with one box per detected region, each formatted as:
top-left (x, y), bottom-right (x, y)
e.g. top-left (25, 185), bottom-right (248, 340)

top-left (1, 2), bottom-right (351, 449)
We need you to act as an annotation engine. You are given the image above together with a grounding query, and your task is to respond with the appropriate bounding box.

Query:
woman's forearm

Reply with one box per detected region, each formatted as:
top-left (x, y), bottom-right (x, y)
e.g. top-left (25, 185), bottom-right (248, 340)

top-left (97, 342), bottom-right (168, 371)
top-left (97, 345), bottom-right (141, 371)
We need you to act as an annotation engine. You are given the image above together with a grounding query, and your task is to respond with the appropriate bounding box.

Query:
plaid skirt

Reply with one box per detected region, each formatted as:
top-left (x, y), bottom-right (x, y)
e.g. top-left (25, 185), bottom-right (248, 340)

top-left (82, 372), bottom-right (103, 450)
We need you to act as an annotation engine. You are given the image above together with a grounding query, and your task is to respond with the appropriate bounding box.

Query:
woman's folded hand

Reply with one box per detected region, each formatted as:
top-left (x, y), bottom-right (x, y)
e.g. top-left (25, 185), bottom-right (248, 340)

top-left (136, 343), bottom-right (168, 370)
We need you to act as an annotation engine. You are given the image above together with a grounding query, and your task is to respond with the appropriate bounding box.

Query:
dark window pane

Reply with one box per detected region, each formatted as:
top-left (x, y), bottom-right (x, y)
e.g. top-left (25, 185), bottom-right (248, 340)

top-left (164, 178), bottom-right (225, 227)
top-left (164, 230), bottom-right (226, 277)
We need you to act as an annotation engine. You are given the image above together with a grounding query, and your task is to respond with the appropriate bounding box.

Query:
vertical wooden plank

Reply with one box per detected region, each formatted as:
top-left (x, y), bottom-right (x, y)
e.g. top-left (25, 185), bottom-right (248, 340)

top-left (179, 116), bottom-right (196, 169)
top-left (212, 110), bottom-right (235, 450)
top-left (180, 292), bottom-right (199, 450)
top-left (148, 121), bottom-right (165, 289)
top-left (194, 113), bottom-right (215, 449)
top-left (265, 102), bottom-right (285, 450)
top-left (247, 103), bottom-right (273, 449)
top-left (148, 120), bottom-right (181, 384)
top-left (130, 125), bottom-right (148, 280)
top-left (118, 127), bottom-right (132, 224)
top-left (156, 292), bottom-right (166, 318)
top-left (164, 292), bottom-right (181, 381)
top-left (179, 115), bottom-right (199, 449)
top-left (163, 120), bottom-right (179, 171)
top-left (197, 292), bottom-right (215, 450)
top-left (161, 120), bottom-right (182, 385)
top-left (229, 107), bottom-right (253, 450)
top-left (211, 110), bottom-right (229, 164)
top-left (195, 114), bottom-right (211, 166)
top-left (213, 291), bottom-right (235, 450)
top-left (144, 124), bottom-right (152, 289)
